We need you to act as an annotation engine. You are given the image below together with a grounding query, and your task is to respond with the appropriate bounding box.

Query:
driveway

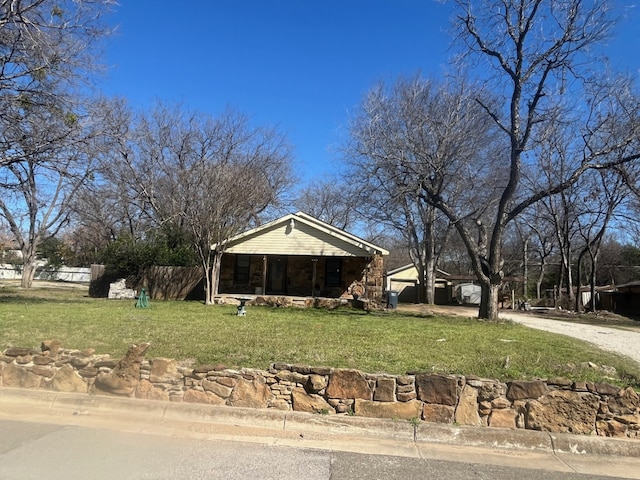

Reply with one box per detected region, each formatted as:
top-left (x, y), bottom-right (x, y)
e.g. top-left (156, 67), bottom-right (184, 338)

top-left (499, 310), bottom-right (640, 365)
top-left (398, 304), bottom-right (640, 365)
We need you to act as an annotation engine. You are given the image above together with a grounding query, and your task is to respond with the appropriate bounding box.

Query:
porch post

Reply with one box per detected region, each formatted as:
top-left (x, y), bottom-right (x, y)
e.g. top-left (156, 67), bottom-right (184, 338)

top-left (262, 255), bottom-right (267, 295)
top-left (311, 258), bottom-right (318, 297)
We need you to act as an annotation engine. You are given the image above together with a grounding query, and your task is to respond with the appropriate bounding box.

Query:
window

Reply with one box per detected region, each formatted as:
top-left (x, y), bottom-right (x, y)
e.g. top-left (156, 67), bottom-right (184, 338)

top-left (234, 255), bottom-right (250, 283)
top-left (325, 258), bottom-right (342, 287)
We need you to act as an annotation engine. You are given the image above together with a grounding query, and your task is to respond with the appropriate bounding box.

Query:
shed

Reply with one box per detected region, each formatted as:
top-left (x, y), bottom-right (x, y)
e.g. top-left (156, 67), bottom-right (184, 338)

top-left (455, 283), bottom-right (482, 305)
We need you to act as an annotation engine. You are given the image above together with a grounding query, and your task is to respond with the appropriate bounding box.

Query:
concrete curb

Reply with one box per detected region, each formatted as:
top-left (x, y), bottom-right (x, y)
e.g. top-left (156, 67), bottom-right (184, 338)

top-left (416, 422), bottom-right (554, 452)
top-left (1, 387), bottom-right (639, 458)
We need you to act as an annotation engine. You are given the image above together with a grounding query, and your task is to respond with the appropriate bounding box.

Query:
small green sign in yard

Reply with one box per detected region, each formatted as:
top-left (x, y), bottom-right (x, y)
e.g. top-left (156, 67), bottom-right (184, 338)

top-left (135, 288), bottom-right (149, 308)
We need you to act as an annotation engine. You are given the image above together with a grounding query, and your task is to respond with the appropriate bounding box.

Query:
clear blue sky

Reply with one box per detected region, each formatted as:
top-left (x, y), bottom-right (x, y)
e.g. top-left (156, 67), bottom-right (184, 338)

top-left (99, 1), bottom-right (640, 187)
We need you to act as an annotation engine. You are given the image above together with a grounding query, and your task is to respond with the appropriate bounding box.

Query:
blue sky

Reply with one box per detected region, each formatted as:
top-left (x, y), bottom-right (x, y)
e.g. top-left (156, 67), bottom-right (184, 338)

top-left (99, 1), bottom-right (640, 187)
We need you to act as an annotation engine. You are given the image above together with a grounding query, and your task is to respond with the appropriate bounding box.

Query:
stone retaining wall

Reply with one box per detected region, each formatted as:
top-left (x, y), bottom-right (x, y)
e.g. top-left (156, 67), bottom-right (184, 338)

top-left (1, 342), bottom-right (638, 439)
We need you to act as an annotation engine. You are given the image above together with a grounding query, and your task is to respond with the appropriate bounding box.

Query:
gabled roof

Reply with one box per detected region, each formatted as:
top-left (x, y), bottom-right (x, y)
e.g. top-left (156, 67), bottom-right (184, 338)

top-left (386, 263), bottom-right (450, 277)
top-left (614, 281), bottom-right (640, 289)
top-left (215, 212), bottom-right (389, 257)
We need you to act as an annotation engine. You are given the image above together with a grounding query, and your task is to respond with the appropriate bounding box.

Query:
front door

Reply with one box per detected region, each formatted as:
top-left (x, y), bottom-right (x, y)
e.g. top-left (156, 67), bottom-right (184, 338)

top-left (267, 256), bottom-right (287, 294)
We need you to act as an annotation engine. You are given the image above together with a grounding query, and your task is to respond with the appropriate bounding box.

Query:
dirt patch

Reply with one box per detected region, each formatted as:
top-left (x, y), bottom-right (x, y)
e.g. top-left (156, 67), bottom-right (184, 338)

top-left (396, 303), bottom-right (479, 318)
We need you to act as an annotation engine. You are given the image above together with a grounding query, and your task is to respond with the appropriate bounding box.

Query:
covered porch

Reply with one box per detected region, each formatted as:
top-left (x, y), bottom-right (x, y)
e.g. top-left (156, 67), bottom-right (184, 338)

top-left (214, 212), bottom-right (388, 302)
top-left (218, 254), bottom-right (376, 299)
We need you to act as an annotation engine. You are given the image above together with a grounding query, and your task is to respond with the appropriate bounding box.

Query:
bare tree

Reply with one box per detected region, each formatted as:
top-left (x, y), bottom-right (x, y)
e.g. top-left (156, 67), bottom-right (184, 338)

top-left (573, 170), bottom-right (626, 311)
top-left (71, 98), bottom-right (155, 250)
top-left (0, 0), bottom-right (114, 286)
top-left (91, 103), bottom-right (295, 304)
top-left (0, 0), bottom-right (114, 167)
top-left (295, 178), bottom-right (356, 231)
top-left (345, 75), bottom-right (498, 304)
top-left (434, 0), bottom-right (640, 319)
top-left (519, 204), bottom-right (556, 300)
top-left (535, 146), bottom-right (582, 308)
top-left (0, 104), bottom-right (103, 287)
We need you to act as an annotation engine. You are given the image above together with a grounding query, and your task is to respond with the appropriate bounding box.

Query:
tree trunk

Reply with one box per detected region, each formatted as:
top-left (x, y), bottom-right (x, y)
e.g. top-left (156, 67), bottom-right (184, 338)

top-left (564, 249), bottom-right (574, 307)
top-left (20, 256), bottom-right (38, 288)
top-left (588, 251), bottom-right (598, 313)
top-left (574, 250), bottom-right (586, 312)
top-left (204, 252), bottom-right (222, 305)
top-left (556, 261), bottom-right (565, 308)
top-left (423, 256), bottom-right (436, 305)
top-left (535, 256), bottom-right (546, 300)
top-left (589, 270), bottom-right (597, 313)
top-left (203, 264), bottom-right (212, 305)
top-left (523, 237), bottom-right (528, 298)
top-left (416, 263), bottom-right (425, 304)
top-left (479, 281), bottom-right (501, 320)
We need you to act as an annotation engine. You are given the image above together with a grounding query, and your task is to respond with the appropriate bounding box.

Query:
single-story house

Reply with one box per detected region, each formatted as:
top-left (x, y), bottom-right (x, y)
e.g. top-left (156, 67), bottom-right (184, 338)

top-left (216, 212), bottom-right (389, 301)
top-left (385, 264), bottom-right (453, 304)
top-left (598, 281), bottom-right (640, 315)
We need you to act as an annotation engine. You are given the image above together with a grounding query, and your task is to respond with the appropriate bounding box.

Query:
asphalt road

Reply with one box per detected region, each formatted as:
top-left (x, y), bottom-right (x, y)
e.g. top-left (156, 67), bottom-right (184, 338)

top-left (0, 418), bottom-right (632, 480)
top-left (1, 388), bottom-right (640, 479)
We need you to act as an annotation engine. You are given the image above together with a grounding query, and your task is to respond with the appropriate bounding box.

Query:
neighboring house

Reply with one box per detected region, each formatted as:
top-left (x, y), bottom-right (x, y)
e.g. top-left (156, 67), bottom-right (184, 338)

top-left (599, 281), bottom-right (640, 315)
top-left (216, 212), bottom-right (389, 301)
top-left (385, 264), bottom-right (453, 304)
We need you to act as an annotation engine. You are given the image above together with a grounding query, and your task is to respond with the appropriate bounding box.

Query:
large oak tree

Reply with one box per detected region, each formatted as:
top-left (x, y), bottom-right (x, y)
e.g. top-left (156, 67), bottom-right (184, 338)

top-left (441, 0), bottom-right (640, 318)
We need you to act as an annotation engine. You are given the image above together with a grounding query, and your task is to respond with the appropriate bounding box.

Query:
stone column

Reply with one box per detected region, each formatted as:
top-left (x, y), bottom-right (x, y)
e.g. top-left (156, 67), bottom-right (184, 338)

top-left (364, 254), bottom-right (384, 302)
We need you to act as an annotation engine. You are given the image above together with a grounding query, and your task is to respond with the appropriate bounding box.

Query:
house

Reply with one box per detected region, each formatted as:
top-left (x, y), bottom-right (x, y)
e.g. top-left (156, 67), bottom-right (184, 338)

top-left (599, 281), bottom-right (640, 315)
top-left (385, 264), bottom-right (453, 304)
top-left (216, 212), bottom-right (389, 301)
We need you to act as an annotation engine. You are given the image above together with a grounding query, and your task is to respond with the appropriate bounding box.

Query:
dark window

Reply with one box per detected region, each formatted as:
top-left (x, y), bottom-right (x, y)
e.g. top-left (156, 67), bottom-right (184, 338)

top-left (325, 258), bottom-right (342, 287)
top-left (235, 255), bottom-right (250, 283)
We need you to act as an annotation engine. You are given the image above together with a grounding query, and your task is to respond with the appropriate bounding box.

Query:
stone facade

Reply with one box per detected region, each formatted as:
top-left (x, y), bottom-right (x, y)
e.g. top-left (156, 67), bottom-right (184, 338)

top-left (1, 342), bottom-right (639, 439)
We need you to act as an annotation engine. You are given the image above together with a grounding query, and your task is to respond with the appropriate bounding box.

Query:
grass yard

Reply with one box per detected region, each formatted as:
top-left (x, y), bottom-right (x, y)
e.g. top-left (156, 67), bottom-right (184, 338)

top-left (1, 283), bottom-right (640, 387)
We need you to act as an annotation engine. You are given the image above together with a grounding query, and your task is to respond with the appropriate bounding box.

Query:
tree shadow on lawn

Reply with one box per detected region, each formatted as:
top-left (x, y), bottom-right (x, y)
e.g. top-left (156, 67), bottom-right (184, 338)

top-left (0, 294), bottom-right (53, 304)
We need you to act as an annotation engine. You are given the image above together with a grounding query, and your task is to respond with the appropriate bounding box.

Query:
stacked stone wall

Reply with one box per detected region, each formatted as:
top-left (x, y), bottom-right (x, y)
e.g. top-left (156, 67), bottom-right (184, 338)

top-left (364, 254), bottom-right (384, 301)
top-left (1, 342), bottom-right (638, 439)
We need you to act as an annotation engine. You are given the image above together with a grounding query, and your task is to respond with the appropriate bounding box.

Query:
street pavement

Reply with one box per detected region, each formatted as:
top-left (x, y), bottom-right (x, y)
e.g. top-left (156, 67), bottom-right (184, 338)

top-left (0, 418), bottom-right (630, 480)
top-left (1, 388), bottom-right (640, 479)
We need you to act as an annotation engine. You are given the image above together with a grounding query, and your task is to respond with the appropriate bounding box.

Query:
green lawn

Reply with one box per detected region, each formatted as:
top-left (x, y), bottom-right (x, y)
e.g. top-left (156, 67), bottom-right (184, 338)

top-left (1, 283), bottom-right (639, 387)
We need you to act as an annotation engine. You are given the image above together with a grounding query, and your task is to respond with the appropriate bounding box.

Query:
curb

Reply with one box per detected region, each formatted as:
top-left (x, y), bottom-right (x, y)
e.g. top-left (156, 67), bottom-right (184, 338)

top-left (1, 387), bottom-right (639, 458)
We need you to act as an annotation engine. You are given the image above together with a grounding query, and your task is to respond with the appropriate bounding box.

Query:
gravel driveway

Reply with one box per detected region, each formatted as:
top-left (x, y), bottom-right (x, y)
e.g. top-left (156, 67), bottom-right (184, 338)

top-left (499, 310), bottom-right (640, 365)
top-left (400, 304), bottom-right (640, 365)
